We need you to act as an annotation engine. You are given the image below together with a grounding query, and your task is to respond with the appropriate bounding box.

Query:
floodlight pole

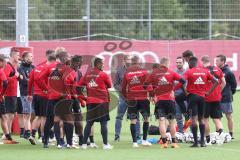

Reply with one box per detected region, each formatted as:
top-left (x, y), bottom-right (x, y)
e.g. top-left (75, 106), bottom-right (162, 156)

top-left (16, 0), bottom-right (29, 46)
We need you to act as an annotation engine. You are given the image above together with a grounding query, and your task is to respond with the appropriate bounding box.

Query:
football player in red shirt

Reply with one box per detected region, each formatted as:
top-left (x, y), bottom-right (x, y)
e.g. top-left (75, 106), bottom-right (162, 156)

top-left (184, 57), bottom-right (218, 147)
top-left (28, 50), bottom-right (56, 143)
top-left (0, 56), bottom-right (18, 144)
top-left (3, 48), bottom-right (20, 134)
top-left (121, 55), bottom-right (152, 148)
top-left (201, 56), bottom-right (226, 145)
top-left (38, 51), bottom-right (70, 148)
top-left (62, 55), bottom-right (86, 149)
top-left (65, 55), bottom-right (97, 148)
top-left (64, 55), bottom-right (83, 146)
top-left (145, 57), bottom-right (186, 148)
top-left (79, 57), bottom-right (113, 150)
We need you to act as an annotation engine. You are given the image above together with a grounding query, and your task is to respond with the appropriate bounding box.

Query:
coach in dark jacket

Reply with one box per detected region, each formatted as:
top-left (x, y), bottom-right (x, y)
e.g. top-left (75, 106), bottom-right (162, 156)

top-left (18, 52), bottom-right (35, 141)
top-left (216, 54), bottom-right (237, 138)
top-left (220, 65), bottom-right (237, 103)
top-left (18, 58), bottom-right (35, 97)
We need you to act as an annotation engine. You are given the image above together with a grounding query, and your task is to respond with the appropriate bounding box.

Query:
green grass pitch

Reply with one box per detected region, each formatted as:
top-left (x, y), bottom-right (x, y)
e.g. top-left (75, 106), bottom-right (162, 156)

top-left (0, 92), bottom-right (239, 160)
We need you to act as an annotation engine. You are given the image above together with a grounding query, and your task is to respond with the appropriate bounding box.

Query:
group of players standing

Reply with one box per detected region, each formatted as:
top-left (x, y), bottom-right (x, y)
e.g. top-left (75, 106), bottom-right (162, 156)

top-left (113, 50), bottom-right (236, 148)
top-left (0, 48), bottom-right (237, 150)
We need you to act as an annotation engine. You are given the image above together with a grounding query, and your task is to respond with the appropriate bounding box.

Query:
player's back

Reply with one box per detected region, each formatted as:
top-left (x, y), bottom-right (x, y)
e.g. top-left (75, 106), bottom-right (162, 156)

top-left (32, 63), bottom-right (48, 97)
top-left (81, 67), bottom-right (111, 104)
top-left (185, 67), bottom-right (213, 97)
top-left (205, 66), bottom-right (223, 102)
top-left (123, 65), bottom-right (149, 100)
top-left (149, 66), bottom-right (180, 100)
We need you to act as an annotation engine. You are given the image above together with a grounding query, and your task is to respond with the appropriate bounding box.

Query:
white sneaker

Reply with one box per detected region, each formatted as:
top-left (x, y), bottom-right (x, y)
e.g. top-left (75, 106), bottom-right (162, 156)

top-left (89, 143), bottom-right (98, 148)
top-left (1, 135), bottom-right (6, 141)
top-left (141, 140), bottom-right (152, 146)
top-left (57, 144), bottom-right (63, 149)
top-left (28, 136), bottom-right (36, 145)
top-left (72, 141), bottom-right (78, 145)
top-left (206, 142), bottom-right (212, 146)
top-left (49, 138), bottom-right (56, 143)
top-left (38, 138), bottom-right (42, 143)
top-left (81, 144), bottom-right (88, 150)
top-left (132, 142), bottom-right (139, 148)
top-left (103, 144), bottom-right (113, 150)
top-left (67, 144), bottom-right (80, 149)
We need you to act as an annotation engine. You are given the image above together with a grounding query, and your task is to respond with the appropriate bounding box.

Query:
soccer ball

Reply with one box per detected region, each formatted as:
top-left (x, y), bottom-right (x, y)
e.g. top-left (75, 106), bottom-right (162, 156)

top-left (224, 133), bottom-right (232, 143)
top-left (176, 132), bottom-right (184, 142)
top-left (210, 132), bottom-right (218, 144)
top-left (184, 132), bottom-right (194, 143)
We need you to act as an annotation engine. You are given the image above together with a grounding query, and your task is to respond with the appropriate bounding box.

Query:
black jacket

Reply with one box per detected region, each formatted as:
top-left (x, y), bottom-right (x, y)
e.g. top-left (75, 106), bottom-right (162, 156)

top-left (18, 62), bottom-right (35, 96)
top-left (221, 65), bottom-right (237, 102)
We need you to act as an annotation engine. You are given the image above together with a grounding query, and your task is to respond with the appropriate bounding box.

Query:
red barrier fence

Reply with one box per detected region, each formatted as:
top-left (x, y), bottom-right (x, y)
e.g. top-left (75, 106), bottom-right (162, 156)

top-left (0, 40), bottom-right (239, 86)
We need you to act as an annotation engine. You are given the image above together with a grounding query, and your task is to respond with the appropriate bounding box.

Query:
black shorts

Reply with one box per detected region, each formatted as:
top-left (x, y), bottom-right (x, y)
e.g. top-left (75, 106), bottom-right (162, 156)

top-left (155, 100), bottom-right (176, 120)
top-left (204, 101), bottom-right (223, 119)
top-left (127, 100), bottom-right (150, 120)
top-left (0, 101), bottom-right (6, 115)
top-left (16, 97), bottom-right (23, 114)
top-left (72, 99), bottom-right (81, 113)
top-left (188, 94), bottom-right (205, 118)
top-left (5, 96), bottom-right (17, 113)
top-left (33, 95), bottom-right (48, 116)
top-left (46, 99), bottom-right (61, 116)
top-left (86, 103), bottom-right (110, 122)
top-left (71, 99), bottom-right (83, 121)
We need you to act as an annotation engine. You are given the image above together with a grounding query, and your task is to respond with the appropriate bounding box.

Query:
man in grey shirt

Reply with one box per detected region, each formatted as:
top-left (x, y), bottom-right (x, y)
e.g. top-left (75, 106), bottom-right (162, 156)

top-left (174, 56), bottom-right (188, 133)
top-left (114, 54), bottom-right (140, 141)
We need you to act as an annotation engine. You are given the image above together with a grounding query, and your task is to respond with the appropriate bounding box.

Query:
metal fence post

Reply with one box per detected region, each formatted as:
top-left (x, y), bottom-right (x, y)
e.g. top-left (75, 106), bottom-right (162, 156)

top-left (148, 0), bottom-right (152, 40)
top-left (209, 0), bottom-right (212, 40)
top-left (87, 0), bottom-right (90, 41)
top-left (16, 0), bottom-right (29, 46)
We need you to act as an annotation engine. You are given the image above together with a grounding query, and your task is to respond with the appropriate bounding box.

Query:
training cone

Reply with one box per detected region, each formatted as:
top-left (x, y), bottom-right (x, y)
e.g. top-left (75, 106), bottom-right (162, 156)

top-left (12, 115), bottom-right (20, 135)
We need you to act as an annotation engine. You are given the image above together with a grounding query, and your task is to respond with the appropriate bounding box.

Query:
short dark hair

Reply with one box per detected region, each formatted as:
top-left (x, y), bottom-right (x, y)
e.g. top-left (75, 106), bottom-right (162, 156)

top-left (94, 57), bottom-right (103, 67)
top-left (188, 56), bottom-right (198, 68)
top-left (182, 50), bottom-right (193, 58)
top-left (22, 51), bottom-right (31, 59)
top-left (176, 56), bottom-right (184, 62)
top-left (47, 54), bottom-right (56, 62)
top-left (216, 54), bottom-right (226, 63)
top-left (152, 63), bottom-right (160, 69)
top-left (71, 55), bottom-right (82, 63)
top-left (46, 49), bottom-right (55, 57)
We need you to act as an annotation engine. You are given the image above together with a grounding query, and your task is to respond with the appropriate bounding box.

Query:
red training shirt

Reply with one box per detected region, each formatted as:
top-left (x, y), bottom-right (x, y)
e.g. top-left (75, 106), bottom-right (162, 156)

top-left (184, 67), bottom-right (214, 98)
top-left (79, 67), bottom-right (111, 104)
top-left (28, 63), bottom-right (48, 98)
top-left (0, 68), bottom-right (7, 95)
top-left (38, 62), bottom-right (70, 100)
top-left (204, 66), bottom-right (224, 102)
top-left (146, 66), bottom-right (182, 101)
top-left (3, 63), bottom-right (17, 96)
top-left (121, 65), bottom-right (151, 101)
